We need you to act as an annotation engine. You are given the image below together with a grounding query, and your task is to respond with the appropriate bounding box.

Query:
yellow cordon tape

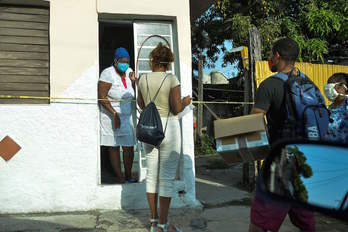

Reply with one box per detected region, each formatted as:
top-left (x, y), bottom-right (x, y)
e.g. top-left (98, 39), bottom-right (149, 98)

top-left (192, 100), bottom-right (254, 105)
top-left (0, 95), bottom-right (254, 105)
top-left (0, 95), bottom-right (133, 103)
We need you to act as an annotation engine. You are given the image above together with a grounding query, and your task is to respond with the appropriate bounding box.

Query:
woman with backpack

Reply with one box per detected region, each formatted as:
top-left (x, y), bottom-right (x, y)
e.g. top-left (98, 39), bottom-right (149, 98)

top-left (137, 43), bottom-right (191, 232)
top-left (324, 72), bottom-right (348, 143)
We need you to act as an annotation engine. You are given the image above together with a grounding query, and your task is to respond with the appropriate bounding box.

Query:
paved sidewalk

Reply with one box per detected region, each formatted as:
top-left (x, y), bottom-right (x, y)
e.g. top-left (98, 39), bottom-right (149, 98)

top-left (0, 206), bottom-right (296, 232)
top-left (1, 158), bottom-right (347, 231)
top-left (0, 173), bottom-right (302, 232)
top-left (2, 205), bottom-right (347, 232)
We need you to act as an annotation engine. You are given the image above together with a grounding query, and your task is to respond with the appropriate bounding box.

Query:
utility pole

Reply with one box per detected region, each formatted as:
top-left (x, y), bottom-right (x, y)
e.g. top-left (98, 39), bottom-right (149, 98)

top-left (242, 26), bottom-right (262, 188)
top-left (249, 26), bottom-right (262, 103)
top-left (242, 64), bottom-right (250, 187)
top-left (249, 26), bottom-right (262, 185)
top-left (197, 52), bottom-right (204, 143)
top-left (196, 30), bottom-right (210, 144)
top-left (226, 45), bottom-right (250, 186)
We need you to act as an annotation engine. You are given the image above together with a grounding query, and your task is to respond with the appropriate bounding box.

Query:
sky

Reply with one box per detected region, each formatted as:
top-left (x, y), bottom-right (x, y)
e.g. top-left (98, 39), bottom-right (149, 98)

top-left (194, 6), bottom-right (240, 79)
top-left (201, 40), bottom-right (240, 79)
top-left (293, 144), bottom-right (348, 210)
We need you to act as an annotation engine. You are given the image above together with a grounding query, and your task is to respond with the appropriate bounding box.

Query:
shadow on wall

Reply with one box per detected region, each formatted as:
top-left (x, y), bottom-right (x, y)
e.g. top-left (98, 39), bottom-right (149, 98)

top-left (171, 154), bottom-right (198, 208)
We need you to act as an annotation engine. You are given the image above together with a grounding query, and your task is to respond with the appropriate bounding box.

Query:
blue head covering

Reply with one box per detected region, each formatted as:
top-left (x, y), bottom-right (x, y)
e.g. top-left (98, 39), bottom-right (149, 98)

top-left (114, 47), bottom-right (130, 61)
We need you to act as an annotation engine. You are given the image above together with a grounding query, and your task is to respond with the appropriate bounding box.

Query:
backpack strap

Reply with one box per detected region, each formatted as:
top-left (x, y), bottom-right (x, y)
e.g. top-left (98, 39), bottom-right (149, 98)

top-left (162, 109), bottom-right (170, 137)
top-left (160, 75), bottom-right (172, 136)
top-left (272, 72), bottom-right (289, 82)
top-left (153, 74), bottom-right (171, 102)
top-left (271, 70), bottom-right (299, 121)
top-left (272, 68), bottom-right (304, 81)
top-left (272, 70), bottom-right (300, 116)
top-left (145, 73), bottom-right (170, 102)
top-left (283, 77), bottom-right (299, 121)
top-left (145, 73), bottom-right (172, 136)
top-left (145, 74), bottom-right (151, 101)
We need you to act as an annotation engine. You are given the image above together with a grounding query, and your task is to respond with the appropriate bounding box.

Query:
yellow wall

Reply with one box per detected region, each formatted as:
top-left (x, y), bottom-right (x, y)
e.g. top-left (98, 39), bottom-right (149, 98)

top-left (255, 61), bottom-right (348, 105)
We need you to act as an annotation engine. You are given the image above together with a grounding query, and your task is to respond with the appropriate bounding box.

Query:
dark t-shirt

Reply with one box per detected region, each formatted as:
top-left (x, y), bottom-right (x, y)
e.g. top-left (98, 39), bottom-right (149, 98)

top-left (254, 76), bottom-right (286, 143)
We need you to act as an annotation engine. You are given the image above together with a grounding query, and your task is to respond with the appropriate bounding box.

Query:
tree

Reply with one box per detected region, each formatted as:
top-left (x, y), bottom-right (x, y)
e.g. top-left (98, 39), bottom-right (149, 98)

top-left (287, 146), bottom-right (313, 203)
top-left (192, 0), bottom-right (347, 69)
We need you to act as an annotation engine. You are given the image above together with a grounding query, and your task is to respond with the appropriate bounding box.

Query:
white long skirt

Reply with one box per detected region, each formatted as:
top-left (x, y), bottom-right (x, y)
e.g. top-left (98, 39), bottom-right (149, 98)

top-left (144, 117), bottom-right (181, 197)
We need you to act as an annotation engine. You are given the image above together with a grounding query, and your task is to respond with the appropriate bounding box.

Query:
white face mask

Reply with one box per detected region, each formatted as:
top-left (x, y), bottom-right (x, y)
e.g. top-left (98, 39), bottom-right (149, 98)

top-left (324, 83), bottom-right (348, 102)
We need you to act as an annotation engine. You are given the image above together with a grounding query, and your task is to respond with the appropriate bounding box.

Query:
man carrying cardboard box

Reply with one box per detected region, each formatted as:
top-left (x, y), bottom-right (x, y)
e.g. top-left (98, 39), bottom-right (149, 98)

top-left (249, 38), bottom-right (315, 232)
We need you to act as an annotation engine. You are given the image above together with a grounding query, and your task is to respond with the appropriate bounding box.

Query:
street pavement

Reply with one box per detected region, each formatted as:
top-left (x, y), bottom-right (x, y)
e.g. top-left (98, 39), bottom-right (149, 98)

top-left (0, 158), bottom-right (347, 231)
top-left (0, 207), bottom-right (297, 232)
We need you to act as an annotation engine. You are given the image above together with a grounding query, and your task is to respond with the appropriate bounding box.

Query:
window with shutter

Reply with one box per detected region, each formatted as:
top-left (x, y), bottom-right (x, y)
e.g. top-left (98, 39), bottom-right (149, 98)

top-left (0, 1), bottom-right (49, 104)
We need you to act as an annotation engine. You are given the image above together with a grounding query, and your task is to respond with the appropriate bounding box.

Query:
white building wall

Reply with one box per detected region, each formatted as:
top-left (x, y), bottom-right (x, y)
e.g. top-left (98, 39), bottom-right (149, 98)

top-left (0, 0), bottom-right (198, 213)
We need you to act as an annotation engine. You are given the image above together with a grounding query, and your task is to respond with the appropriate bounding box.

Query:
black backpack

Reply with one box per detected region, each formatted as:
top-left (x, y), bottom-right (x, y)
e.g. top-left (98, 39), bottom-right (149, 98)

top-left (136, 74), bottom-right (170, 147)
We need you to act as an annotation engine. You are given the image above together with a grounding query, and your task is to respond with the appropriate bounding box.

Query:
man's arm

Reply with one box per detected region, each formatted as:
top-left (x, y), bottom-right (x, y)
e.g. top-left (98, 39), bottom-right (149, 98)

top-left (251, 107), bottom-right (267, 115)
top-left (251, 80), bottom-right (273, 115)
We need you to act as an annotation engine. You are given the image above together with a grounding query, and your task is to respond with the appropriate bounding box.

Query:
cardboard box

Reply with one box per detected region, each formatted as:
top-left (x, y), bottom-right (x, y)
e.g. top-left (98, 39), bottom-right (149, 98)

top-left (214, 113), bottom-right (270, 164)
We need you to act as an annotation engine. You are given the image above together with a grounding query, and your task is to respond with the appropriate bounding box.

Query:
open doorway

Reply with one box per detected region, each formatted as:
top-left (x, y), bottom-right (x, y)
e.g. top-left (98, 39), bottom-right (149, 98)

top-left (98, 19), bottom-right (179, 185)
top-left (98, 21), bottom-right (136, 184)
top-left (99, 21), bottom-right (134, 74)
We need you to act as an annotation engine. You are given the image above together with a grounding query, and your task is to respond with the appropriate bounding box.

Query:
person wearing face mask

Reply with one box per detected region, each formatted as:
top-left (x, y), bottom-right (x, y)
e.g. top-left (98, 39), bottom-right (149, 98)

top-left (249, 38), bottom-right (315, 232)
top-left (324, 73), bottom-right (348, 143)
top-left (98, 47), bottom-right (137, 184)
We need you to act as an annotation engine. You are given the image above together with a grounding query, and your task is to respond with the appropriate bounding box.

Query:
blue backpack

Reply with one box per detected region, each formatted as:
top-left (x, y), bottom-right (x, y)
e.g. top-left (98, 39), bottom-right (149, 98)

top-left (273, 70), bottom-right (330, 140)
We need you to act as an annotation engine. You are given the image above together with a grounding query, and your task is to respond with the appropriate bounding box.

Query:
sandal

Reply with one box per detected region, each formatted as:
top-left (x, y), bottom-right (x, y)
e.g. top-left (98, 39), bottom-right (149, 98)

top-left (156, 223), bottom-right (182, 232)
top-left (150, 218), bottom-right (158, 232)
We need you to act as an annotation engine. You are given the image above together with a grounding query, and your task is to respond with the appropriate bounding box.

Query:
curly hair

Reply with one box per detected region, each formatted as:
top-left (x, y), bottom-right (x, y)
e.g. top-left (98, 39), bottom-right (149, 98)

top-left (149, 43), bottom-right (174, 70)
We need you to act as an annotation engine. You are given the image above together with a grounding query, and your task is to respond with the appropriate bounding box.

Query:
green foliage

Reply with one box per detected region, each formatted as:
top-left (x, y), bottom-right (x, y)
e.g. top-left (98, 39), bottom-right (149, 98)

top-left (305, 3), bottom-right (341, 37)
top-left (192, 0), bottom-right (347, 67)
top-left (205, 158), bottom-right (230, 169)
top-left (305, 39), bottom-right (329, 63)
top-left (259, 19), bottom-right (282, 60)
top-left (225, 14), bottom-right (251, 46)
top-left (287, 146), bottom-right (313, 202)
top-left (293, 175), bottom-right (309, 202)
top-left (195, 134), bottom-right (218, 156)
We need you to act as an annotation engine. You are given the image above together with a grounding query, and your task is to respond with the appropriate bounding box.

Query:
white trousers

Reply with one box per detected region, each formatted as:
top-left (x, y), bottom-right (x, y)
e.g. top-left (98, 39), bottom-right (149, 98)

top-left (144, 117), bottom-right (181, 198)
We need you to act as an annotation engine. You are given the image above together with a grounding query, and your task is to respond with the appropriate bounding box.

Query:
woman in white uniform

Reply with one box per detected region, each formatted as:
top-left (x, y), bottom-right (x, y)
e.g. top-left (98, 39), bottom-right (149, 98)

top-left (98, 47), bottom-right (136, 183)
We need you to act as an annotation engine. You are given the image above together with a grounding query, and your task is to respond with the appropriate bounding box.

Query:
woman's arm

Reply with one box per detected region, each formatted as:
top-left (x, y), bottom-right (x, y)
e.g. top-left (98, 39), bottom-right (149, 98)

top-left (129, 71), bottom-right (137, 91)
top-left (98, 81), bottom-right (120, 128)
top-left (169, 85), bottom-right (191, 115)
top-left (137, 88), bottom-right (145, 109)
top-left (98, 81), bottom-right (114, 114)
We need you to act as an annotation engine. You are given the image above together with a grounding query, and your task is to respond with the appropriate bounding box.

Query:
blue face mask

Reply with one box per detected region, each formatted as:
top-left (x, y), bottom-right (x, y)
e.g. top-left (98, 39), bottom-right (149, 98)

top-left (117, 63), bottom-right (129, 73)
